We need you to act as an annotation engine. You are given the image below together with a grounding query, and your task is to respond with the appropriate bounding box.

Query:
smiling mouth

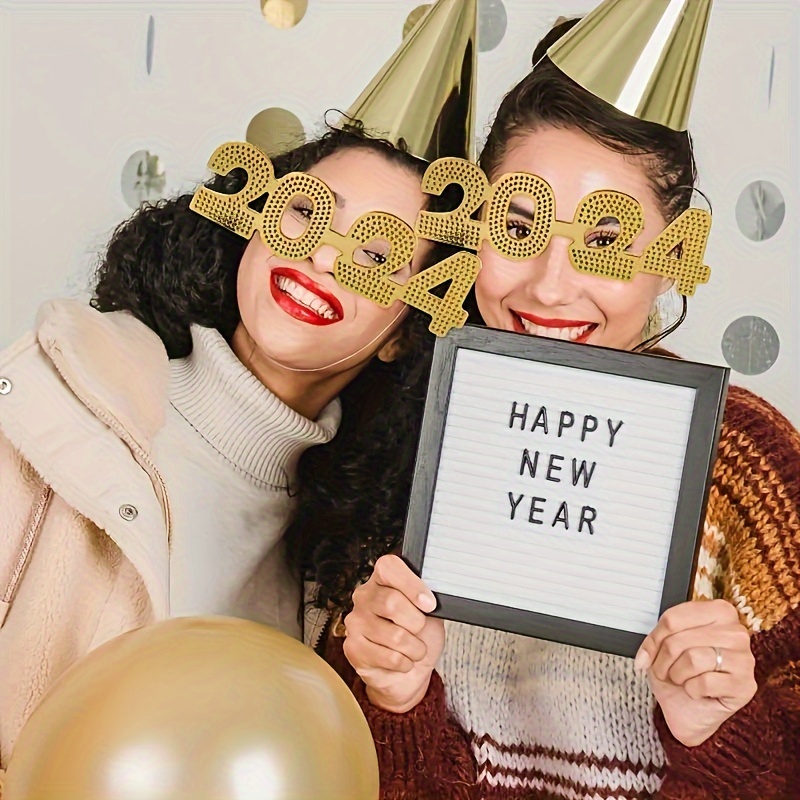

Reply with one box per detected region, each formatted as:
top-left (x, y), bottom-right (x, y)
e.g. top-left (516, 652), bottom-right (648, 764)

top-left (511, 310), bottom-right (597, 343)
top-left (270, 268), bottom-right (344, 326)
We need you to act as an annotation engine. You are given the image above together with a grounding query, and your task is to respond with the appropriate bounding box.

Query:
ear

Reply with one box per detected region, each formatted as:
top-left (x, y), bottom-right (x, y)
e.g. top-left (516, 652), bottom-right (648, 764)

top-left (376, 329), bottom-right (407, 363)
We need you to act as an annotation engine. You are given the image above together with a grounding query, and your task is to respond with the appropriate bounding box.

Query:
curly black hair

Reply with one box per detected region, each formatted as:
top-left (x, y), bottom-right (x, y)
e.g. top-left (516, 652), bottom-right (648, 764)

top-left (92, 124), bottom-right (453, 614)
top-left (93, 126), bottom-right (431, 356)
top-left (284, 168), bottom-right (460, 614)
top-left (285, 301), bottom-right (436, 612)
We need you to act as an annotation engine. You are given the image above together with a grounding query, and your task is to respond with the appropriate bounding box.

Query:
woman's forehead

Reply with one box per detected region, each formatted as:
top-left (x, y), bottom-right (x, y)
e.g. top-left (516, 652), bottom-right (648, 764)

top-left (306, 149), bottom-right (424, 220)
top-left (499, 127), bottom-right (659, 213)
top-left (308, 148), bottom-right (409, 187)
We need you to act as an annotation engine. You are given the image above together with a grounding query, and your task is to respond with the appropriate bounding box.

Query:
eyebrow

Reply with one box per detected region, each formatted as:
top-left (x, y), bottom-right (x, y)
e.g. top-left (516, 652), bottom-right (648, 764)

top-left (332, 190), bottom-right (346, 209)
top-left (506, 200), bottom-right (622, 228)
top-left (507, 199), bottom-right (535, 221)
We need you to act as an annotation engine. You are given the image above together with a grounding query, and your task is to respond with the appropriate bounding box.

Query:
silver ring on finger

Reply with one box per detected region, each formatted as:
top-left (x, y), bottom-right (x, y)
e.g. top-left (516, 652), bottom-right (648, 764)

top-left (712, 646), bottom-right (723, 672)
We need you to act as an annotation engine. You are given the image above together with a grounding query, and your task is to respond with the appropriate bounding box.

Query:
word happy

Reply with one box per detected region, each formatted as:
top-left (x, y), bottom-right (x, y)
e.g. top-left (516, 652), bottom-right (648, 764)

top-left (506, 402), bottom-right (626, 535)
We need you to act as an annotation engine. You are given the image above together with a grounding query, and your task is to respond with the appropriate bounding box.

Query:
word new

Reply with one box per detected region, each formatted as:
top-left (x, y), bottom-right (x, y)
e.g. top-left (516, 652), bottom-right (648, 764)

top-left (508, 450), bottom-right (599, 533)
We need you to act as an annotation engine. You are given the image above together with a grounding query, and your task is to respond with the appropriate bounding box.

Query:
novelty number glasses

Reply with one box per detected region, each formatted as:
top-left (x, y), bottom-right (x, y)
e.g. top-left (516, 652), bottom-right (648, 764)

top-left (191, 142), bottom-right (712, 337)
top-left (191, 141), bottom-right (479, 337)
top-left (418, 158), bottom-right (712, 296)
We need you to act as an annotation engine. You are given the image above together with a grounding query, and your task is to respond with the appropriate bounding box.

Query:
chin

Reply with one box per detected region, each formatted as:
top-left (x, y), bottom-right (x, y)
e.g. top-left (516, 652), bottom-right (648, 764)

top-left (262, 345), bottom-right (324, 370)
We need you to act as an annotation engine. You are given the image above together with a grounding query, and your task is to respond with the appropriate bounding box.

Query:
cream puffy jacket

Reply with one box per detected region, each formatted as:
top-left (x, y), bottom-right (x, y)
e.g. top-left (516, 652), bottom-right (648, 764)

top-left (0, 300), bottom-right (179, 778)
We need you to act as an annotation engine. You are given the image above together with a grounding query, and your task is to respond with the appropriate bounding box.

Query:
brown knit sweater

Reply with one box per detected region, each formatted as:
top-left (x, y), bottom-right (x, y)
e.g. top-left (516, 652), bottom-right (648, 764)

top-left (324, 386), bottom-right (800, 800)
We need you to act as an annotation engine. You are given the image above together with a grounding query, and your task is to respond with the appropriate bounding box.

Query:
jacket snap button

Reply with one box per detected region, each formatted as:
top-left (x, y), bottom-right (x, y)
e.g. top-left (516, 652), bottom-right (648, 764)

top-left (0, 377), bottom-right (12, 395)
top-left (119, 504), bottom-right (138, 521)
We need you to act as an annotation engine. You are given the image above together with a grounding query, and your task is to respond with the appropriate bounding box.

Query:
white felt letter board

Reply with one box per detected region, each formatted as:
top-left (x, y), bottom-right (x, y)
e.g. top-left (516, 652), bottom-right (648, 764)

top-left (403, 327), bottom-right (729, 657)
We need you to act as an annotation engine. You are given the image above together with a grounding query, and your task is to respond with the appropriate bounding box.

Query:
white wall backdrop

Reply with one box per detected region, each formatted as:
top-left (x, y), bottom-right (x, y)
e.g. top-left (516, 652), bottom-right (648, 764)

top-left (1, 0), bottom-right (797, 425)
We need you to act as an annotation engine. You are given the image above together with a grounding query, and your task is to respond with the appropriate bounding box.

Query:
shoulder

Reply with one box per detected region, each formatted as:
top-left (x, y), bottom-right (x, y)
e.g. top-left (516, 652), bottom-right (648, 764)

top-left (718, 385), bottom-right (800, 492)
top-left (1, 298), bottom-right (166, 374)
top-left (0, 299), bottom-right (170, 452)
top-left (723, 385), bottom-right (798, 440)
top-left (644, 349), bottom-right (800, 491)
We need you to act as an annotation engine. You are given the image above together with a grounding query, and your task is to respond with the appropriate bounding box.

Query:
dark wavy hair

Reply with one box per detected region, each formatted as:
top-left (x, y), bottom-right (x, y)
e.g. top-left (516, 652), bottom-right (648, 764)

top-left (93, 126), bottom-right (434, 357)
top-left (285, 301), bottom-right (436, 613)
top-left (92, 124), bottom-right (451, 614)
top-left (480, 19), bottom-right (698, 223)
top-left (285, 193), bottom-right (458, 614)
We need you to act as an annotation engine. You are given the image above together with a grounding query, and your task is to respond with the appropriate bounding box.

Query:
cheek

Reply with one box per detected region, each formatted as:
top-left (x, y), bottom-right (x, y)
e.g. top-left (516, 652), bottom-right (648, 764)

top-left (236, 244), bottom-right (273, 326)
top-left (353, 297), bottom-right (404, 336)
top-left (476, 250), bottom-right (511, 298)
top-left (593, 275), bottom-right (661, 326)
top-left (236, 253), bottom-right (258, 312)
top-left (475, 251), bottom-right (518, 321)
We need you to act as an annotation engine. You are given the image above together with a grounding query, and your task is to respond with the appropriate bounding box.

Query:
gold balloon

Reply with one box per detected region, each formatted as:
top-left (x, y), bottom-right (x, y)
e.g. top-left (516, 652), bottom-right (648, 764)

top-left (5, 617), bottom-right (379, 800)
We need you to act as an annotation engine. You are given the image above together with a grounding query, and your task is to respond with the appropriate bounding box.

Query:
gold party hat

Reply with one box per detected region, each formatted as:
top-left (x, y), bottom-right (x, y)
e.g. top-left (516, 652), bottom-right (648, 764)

top-left (547, 0), bottom-right (713, 131)
top-left (340, 0), bottom-right (477, 161)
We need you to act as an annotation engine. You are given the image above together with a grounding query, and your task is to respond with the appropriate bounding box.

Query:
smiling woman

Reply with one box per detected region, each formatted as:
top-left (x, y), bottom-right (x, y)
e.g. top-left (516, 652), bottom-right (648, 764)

top-left (476, 125), bottom-right (676, 351)
top-left (326, 11), bottom-right (800, 800)
top-left (0, 0), bottom-right (479, 781)
top-left (0, 124), bottom-right (445, 771)
top-left (234, 147), bottom-right (427, 385)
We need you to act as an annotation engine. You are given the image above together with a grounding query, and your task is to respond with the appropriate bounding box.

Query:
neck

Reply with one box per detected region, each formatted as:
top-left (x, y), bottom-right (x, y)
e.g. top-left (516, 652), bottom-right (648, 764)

top-left (231, 324), bottom-right (365, 420)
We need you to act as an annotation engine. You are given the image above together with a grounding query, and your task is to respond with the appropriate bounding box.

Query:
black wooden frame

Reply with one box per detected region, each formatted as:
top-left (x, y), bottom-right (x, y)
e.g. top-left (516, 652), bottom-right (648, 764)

top-left (402, 325), bottom-right (730, 657)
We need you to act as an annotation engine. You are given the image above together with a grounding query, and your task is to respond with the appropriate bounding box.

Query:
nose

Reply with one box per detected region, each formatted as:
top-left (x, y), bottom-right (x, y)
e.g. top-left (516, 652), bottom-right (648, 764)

top-left (522, 236), bottom-right (579, 306)
top-left (308, 243), bottom-right (338, 276)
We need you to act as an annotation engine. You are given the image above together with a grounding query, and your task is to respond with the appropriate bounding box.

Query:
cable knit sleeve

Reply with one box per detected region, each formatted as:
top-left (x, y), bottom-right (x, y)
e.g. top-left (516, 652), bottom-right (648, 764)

top-left (657, 386), bottom-right (800, 799)
top-left (323, 634), bottom-right (479, 800)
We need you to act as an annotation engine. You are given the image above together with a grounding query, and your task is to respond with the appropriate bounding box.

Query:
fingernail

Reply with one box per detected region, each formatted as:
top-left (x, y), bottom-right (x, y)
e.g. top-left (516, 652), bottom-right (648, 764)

top-left (417, 592), bottom-right (436, 613)
top-left (633, 649), bottom-right (651, 672)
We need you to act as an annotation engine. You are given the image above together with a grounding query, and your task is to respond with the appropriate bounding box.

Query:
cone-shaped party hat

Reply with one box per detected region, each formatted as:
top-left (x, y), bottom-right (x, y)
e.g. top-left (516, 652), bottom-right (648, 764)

top-left (340, 0), bottom-right (477, 161)
top-left (547, 0), bottom-right (713, 131)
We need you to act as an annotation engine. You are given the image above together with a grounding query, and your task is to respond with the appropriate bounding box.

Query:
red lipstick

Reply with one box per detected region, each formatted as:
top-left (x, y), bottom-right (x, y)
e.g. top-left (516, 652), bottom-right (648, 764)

top-left (510, 309), bottom-right (597, 344)
top-left (514, 310), bottom-right (595, 328)
top-left (270, 267), bottom-right (344, 326)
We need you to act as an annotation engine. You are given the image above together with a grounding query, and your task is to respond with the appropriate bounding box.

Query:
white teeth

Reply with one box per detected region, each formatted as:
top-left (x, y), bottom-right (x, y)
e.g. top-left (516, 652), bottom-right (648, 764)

top-left (275, 276), bottom-right (339, 320)
top-left (518, 316), bottom-right (592, 341)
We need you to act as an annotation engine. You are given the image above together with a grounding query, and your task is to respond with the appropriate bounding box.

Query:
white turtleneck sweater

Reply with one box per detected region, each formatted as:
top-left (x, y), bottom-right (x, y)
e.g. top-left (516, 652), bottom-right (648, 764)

top-left (150, 325), bottom-right (340, 639)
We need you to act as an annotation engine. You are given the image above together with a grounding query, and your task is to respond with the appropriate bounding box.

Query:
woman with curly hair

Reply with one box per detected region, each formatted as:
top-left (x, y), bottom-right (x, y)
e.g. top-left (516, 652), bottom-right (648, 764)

top-left (312, 17), bottom-right (800, 800)
top-left (0, 124), bottom-right (451, 771)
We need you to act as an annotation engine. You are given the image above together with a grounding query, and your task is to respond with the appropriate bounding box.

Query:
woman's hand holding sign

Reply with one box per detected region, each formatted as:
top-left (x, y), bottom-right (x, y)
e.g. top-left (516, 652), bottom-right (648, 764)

top-left (635, 599), bottom-right (757, 747)
top-left (343, 555), bottom-right (443, 714)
